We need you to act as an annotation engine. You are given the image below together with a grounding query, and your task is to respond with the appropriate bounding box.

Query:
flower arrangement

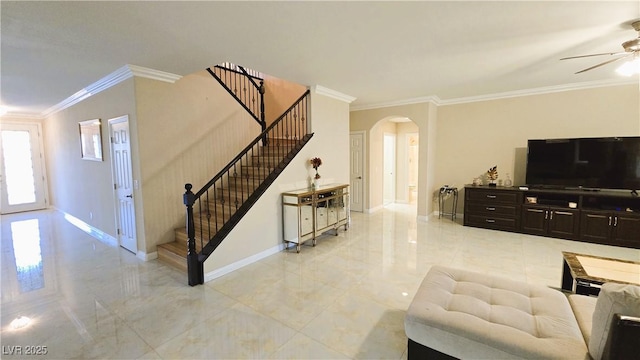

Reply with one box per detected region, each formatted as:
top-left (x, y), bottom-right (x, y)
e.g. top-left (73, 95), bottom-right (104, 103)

top-left (310, 157), bottom-right (322, 179)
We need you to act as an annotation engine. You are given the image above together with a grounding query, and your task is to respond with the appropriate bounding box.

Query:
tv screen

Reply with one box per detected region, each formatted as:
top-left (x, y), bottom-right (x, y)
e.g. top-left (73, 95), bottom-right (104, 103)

top-left (525, 137), bottom-right (640, 190)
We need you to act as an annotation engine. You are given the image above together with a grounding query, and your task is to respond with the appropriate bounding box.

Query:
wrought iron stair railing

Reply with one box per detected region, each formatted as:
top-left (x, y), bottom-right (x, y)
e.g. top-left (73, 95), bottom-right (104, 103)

top-left (207, 63), bottom-right (266, 135)
top-left (184, 90), bottom-right (312, 285)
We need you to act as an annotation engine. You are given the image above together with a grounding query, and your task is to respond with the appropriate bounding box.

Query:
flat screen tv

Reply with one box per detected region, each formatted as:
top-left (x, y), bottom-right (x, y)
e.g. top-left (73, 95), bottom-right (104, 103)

top-left (525, 136), bottom-right (640, 191)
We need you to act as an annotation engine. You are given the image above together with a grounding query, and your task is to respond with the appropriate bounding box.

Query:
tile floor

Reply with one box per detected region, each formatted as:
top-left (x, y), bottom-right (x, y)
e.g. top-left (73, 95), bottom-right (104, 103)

top-left (1, 206), bottom-right (639, 359)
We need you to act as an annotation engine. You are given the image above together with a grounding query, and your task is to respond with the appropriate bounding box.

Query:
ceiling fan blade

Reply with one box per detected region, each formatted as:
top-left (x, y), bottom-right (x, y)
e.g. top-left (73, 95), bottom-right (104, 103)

top-left (574, 54), bottom-right (633, 74)
top-left (560, 52), bottom-right (626, 60)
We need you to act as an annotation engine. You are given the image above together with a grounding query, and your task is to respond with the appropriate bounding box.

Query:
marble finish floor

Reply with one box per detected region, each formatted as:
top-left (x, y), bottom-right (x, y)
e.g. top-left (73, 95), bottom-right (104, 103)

top-left (2, 206), bottom-right (639, 359)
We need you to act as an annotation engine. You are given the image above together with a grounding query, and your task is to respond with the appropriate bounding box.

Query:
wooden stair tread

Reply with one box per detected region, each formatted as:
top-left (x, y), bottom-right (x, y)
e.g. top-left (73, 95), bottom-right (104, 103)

top-left (157, 242), bottom-right (188, 272)
top-left (159, 238), bottom-right (204, 255)
top-left (157, 129), bottom-right (313, 273)
top-left (158, 240), bottom-right (186, 254)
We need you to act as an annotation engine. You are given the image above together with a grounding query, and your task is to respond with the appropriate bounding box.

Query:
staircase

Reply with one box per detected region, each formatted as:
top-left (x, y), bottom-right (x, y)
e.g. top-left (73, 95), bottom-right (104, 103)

top-left (157, 63), bottom-right (312, 285)
top-left (157, 137), bottom-right (310, 271)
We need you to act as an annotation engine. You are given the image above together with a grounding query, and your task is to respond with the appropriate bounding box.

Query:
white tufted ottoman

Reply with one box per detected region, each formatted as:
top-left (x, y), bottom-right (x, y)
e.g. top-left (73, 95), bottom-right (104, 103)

top-left (405, 266), bottom-right (590, 359)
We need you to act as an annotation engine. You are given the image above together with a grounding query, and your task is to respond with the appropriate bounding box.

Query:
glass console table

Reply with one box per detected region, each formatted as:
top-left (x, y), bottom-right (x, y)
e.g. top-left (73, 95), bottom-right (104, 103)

top-left (282, 183), bottom-right (349, 252)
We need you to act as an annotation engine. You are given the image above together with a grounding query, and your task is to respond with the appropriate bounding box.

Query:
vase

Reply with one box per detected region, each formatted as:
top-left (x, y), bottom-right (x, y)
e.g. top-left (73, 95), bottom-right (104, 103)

top-left (313, 178), bottom-right (320, 189)
top-left (504, 173), bottom-right (512, 187)
top-left (488, 180), bottom-right (497, 187)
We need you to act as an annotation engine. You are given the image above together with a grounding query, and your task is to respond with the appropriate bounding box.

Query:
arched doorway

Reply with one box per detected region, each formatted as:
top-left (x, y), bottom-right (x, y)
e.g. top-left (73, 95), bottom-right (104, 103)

top-left (370, 116), bottom-right (419, 209)
top-left (350, 101), bottom-right (438, 219)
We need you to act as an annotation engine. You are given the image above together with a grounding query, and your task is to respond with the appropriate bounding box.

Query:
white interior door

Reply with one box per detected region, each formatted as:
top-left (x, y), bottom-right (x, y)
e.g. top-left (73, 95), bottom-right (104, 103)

top-left (109, 116), bottom-right (137, 254)
top-left (383, 133), bottom-right (396, 205)
top-left (349, 132), bottom-right (364, 212)
top-left (0, 123), bottom-right (47, 214)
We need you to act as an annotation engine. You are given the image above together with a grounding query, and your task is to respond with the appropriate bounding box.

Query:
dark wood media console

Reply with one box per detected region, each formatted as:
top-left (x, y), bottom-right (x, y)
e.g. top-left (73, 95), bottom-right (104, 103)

top-left (463, 185), bottom-right (640, 249)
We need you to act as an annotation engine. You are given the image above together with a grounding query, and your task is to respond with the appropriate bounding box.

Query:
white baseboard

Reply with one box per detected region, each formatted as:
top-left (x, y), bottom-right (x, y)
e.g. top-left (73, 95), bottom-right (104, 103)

top-left (366, 205), bottom-right (384, 213)
top-left (137, 251), bottom-right (158, 261)
top-left (203, 243), bottom-right (287, 283)
top-left (57, 208), bottom-right (157, 262)
top-left (60, 210), bottom-right (118, 247)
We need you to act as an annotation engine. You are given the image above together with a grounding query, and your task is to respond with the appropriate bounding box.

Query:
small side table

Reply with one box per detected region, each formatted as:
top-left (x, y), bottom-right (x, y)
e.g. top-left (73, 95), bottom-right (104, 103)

top-left (438, 187), bottom-right (458, 220)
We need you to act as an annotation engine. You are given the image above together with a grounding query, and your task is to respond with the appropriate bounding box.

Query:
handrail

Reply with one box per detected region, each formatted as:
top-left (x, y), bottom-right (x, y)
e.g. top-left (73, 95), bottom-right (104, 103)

top-left (207, 63), bottom-right (265, 129)
top-left (237, 65), bottom-right (262, 90)
top-left (194, 89), bottom-right (310, 199)
top-left (185, 89), bottom-right (311, 285)
top-left (217, 62), bottom-right (262, 80)
top-left (237, 65), bottom-right (266, 139)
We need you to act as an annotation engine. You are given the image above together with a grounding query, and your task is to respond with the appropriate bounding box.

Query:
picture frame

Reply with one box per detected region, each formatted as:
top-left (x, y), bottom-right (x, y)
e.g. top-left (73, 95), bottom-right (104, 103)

top-left (79, 119), bottom-right (103, 161)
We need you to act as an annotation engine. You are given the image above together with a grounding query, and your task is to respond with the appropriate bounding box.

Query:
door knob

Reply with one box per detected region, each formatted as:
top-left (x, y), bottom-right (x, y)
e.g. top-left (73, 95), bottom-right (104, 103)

top-left (357, 176), bottom-right (362, 179)
top-left (126, 194), bottom-right (133, 198)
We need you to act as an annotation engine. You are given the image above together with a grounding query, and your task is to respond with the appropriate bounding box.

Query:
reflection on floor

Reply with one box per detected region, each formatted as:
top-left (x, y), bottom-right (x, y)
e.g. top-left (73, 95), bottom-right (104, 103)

top-left (2, 206), bottom-right (639, 359)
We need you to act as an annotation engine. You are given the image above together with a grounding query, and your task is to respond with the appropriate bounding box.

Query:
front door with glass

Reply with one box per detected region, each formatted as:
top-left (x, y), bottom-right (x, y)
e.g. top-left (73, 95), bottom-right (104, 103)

top-left (0, 123), bottom-right (47, 214)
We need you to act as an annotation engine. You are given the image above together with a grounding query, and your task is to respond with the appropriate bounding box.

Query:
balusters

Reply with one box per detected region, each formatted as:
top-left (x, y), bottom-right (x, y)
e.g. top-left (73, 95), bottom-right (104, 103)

top-left (184, 90), bottom-right (310, 286)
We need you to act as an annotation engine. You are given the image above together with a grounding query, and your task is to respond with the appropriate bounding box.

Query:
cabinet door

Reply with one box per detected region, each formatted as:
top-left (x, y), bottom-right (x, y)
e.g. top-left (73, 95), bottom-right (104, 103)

top-left (327, 206), bottom-right (338, 224)
top-left (300, 205), bottom-right (313, 236)
top-left (580, 211), bottom-right (613, 244)
top-left (316, 207), bottom-right (328, 229)
top-left (521, 206), bottom-right (547, 236)
top-left (613, 213), bottom-right (640, 248)
top-left (548, 210), bottom-right (580, 239)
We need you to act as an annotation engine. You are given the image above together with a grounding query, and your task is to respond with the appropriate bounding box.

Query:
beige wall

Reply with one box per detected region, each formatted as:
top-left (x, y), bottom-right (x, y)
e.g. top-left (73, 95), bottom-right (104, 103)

top-left (350, 102), bottom-right (438, 218)
top-left (436, 84), bottom-right (640, 212)
top-left (210, 69), bottom-right (306, 125)
top-left (42, 71), bottom-right (258, 255)
top-left (349, 84), bottom-right (638, 219)
top-left (204, 89), bottom-right (351, 273)
top-left (134, 71), bottom-right (259, 253)
top-left (38, 64), bottom-right (349, 269)
top-left (44, 79), bottom-right (137, 238)
top-left (264, 75), bottom-right (307, 123)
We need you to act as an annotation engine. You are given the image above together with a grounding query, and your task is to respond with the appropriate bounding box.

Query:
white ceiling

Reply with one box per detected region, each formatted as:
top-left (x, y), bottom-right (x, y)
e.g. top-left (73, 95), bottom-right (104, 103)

top-left (2, 1), bottom-right (640, 116)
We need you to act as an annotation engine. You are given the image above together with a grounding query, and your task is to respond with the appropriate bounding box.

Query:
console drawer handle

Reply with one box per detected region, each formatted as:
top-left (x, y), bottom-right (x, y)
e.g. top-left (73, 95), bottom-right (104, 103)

top-left (485, 219), bottom-right (496, 223)
top-left (486, 195), bottom-right (497, 199)
top-left (555, 211), bottom-right (573, 216)
top-left (527, 209), bottom-right (544, 213)
top-left (486, 207), bottom-right (496, 211)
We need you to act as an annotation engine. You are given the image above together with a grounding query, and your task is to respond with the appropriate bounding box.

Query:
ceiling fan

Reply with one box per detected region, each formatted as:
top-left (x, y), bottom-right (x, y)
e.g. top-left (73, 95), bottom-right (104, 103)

top-left (561, 20), bottom-right (640, 75)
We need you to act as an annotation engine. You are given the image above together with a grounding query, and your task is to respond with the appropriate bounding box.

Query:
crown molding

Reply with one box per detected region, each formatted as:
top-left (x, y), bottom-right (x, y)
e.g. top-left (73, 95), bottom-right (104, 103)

top-left (312, 85), bottom-right (356, 103)
top-left (42, 65), bottom-right (182, 117)
top-left (350, 95), bottom-right (441, 111)
top-left (127, 64), bottom-right (183, 83)
top-left (438, 78), bottom-right (639, 106)
top-left (350, 78), bottom-right (637, 111)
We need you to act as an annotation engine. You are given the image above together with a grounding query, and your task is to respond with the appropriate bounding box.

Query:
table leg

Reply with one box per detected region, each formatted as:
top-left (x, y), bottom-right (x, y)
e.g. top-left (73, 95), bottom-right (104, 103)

top-left (452, 190), bottom-right (458, 220)
top-left (561, 258), bottom-right (575, 292)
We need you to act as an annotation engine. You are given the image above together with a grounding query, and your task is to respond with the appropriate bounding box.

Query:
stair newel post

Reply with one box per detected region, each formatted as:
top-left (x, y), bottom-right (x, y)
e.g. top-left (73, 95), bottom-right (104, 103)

top-left (184, 183), bottom-right (203, 286)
